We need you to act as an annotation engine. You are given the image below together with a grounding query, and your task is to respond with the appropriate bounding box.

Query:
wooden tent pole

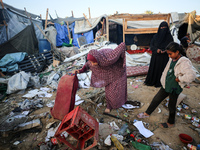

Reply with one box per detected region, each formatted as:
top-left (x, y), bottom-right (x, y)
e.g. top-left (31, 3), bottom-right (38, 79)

top-left (36, 24), bottom-right (56, 49)
top-left (167, 13), bottom-right (171, 26)
top-left (123, 19), bottom-right (125, 43)
top-left (65, 21), bottom-right (71, 40)
top-left (0, 0), bottom-right (4, 9)
top-left (106, 16), bottom-right (109, 41)
top-left (35, 23), bottom-right (66, 61)
top-left (24, 7), bottom-right (32, 23)
top-left (101, 18), bottom-right (105, 36)
top-left (45, 8), bottom-right (49, 29)
top-left (0, 0), bottom-right (8, 40)
top-left (71, 11), bottom-right (74, 17)
top-left (83, 13), bottom-right (92, 27)
top-left (88, 7), bottom-right (91, 19)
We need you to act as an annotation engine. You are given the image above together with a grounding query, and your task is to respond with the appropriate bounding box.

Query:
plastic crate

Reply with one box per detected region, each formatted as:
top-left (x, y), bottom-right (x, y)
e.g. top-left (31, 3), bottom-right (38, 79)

top-left (55, 106), bottom-right (99, 150)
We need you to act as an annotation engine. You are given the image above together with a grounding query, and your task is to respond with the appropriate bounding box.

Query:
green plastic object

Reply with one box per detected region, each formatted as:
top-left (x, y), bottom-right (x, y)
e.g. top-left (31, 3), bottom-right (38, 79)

top-left (131, 141), bottom-right (152, 150)
top-left (69, 38), bottom-right (73, 44)
top-left (62, 42), bottom-right (73, 47)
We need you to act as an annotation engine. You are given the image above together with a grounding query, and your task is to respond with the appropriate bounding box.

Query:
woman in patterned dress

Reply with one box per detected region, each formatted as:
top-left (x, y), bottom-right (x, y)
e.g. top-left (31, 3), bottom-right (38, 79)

top-left (77, 42), bottom-right (127, 113)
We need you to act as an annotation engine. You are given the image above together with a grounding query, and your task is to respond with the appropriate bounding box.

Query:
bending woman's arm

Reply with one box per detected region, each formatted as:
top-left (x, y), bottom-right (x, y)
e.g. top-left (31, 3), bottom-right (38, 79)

top-left (78, 62), bottom-right (89, 73)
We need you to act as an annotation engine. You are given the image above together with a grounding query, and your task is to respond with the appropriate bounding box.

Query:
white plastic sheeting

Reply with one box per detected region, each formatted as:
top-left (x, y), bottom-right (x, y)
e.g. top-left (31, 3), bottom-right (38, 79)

top-left (126, 52), bottom-right (151, 66)
top-left (6, 71), bottom-right (30, 94)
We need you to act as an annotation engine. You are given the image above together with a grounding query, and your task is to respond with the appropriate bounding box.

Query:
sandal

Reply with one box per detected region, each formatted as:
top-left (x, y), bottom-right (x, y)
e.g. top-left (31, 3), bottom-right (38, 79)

top-left (160, 123), bottom-right (174, 128)
top-left (137, 112), bottom-right (149, 119)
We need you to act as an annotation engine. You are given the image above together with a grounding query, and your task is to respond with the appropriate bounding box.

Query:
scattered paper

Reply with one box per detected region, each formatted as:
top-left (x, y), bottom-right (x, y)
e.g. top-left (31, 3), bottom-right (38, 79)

top-left (110, 121), bottom-right (120, 130)
top-left (75, 94), bottom-right (84, 105)
top-left (122, 104), bottom-right (139, 109)
top-left (133, 121), bottom-right (154, 138)
top-left (22, 89), bottom-right (52, 98)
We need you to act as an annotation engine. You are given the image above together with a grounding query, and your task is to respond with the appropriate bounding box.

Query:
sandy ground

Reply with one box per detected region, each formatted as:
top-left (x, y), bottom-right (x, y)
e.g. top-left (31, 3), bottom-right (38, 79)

top-left (0, 75), bottom-right (200, 150)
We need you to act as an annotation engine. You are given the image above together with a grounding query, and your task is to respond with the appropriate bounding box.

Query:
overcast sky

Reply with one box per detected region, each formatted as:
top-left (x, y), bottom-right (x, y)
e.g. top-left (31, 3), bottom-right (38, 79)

top-left (3, 0), bottom-right (200, 19)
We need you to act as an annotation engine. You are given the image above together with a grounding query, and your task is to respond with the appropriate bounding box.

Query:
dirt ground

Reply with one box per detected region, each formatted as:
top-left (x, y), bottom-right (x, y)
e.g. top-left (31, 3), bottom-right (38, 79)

top-left (0, 75), bottom-right (200, 150)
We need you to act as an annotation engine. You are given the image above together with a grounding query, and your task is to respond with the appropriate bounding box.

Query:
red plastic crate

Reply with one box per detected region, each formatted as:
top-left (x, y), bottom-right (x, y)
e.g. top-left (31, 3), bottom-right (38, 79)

top-left (55, 106), bottom-right (99, 150)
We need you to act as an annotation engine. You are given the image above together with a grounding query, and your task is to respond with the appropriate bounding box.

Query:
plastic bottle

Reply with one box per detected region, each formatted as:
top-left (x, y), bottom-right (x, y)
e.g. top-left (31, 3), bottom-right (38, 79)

top-left (118, 123), bottom-right (128, 135)
top-left (192, 116), bottom-right (200, 122)
top-left (187, 144), bottom-right (197, 150)
top-left (110, 135), bottom-right (124, 150)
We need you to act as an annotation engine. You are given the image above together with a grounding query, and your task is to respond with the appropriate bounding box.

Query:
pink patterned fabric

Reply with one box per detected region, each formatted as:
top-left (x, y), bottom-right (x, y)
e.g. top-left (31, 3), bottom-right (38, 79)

top-left (79, 42), bottom-right (127, 109)
top-left (186, 45), bottom-right (200, 63)
top-left (126, 66), bottom-right (149, 77)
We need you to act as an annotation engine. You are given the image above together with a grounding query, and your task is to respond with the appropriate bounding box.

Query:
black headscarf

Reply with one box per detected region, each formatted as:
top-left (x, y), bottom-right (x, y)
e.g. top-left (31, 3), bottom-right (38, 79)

top-left (153, 21), bottom-right (173, 50)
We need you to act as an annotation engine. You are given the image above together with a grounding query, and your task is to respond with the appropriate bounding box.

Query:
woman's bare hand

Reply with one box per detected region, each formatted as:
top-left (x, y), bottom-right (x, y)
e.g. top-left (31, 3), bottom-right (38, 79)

top-left (73, 70), bottom-right (79, 74)
top-left (157, 49), bottom-right (161, 53)
top-left (175, 77), bottom-right (180, 82)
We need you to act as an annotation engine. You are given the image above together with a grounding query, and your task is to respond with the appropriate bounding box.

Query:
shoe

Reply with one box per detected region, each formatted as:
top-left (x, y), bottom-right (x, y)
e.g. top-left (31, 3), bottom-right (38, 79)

top-left (160, 122), bottom-right (175, 128)
top-left (137, 112), bottom-right (149, 118)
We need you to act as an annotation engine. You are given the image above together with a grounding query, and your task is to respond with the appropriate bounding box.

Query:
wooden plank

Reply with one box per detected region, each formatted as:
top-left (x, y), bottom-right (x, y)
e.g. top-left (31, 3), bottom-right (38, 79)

top-left (88, 7), bottom-right (91, 19)
top-left (71, 11), bottom-right (74, 17)
top-left (124, 17), bottom-right (168, 21)
top-left (0, 0), bottom-right (8, 39)
top-left (24, 7), bottom-right (32, 23)
top-left (123, 19), bottom-right (125, 43)
top-left (125, 28), bottom-right (158, 32)
top-left (0, 0), bottom-right (4, 9)
top-left (83, 13), bottom-right (92, 27)
top-left (65, 21), bottom-right (71, 40)
top-left (45, 8), bottom-right (49, 29)
top-left (167, 13), bottom-right (171, 26)
top-left (101, 18), bottom-right (105, 36)
top-left (124, 30), bottom-right (157, 34)
top-left (106, 16), bottom-right (109, 41)
top-left (108, 14), bottom-right (169, 19)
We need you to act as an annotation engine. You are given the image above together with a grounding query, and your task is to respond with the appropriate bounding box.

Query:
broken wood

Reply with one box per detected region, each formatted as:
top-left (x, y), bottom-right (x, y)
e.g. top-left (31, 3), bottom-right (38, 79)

top-left (81, 89), bottom-right (105, 100)
top-left (83, 13), bottom-right (92, 27)
top-left (84, 98), bottom-right (96, 105)
top-left (65, 21), bottom-right (71, 40)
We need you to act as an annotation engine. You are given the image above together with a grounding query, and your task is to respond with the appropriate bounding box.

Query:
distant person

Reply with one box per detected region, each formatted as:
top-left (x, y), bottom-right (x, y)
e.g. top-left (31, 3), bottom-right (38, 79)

top-left (144, 21), bottom-right (174, 87)
top-left (75, 43), bottom-right (127, 113)
top-left (137, 42), bottom-right (196, 128)
top-left (180, 33), bottom-right (191, 49)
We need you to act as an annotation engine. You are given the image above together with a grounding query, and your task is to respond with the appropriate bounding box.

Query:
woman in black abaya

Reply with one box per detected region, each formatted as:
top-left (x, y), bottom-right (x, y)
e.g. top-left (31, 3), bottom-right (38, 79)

top-left (144, 21), bottom-right (173, 87)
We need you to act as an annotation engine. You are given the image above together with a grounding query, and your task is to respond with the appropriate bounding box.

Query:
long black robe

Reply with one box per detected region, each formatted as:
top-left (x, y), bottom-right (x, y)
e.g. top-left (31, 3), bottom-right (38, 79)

top-left (144, 21), bottom-right (174, 87)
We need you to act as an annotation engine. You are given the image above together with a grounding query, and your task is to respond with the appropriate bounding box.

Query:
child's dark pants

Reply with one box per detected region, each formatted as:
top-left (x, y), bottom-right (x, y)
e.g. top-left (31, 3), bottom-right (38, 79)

top-left (145, 87), bottom-right (179, 124)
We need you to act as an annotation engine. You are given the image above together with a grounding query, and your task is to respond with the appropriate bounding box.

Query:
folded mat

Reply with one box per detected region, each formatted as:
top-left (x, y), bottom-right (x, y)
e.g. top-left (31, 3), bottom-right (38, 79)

top-left (50, 73), bottom-right (78, 120)
top-left (126, 66), bottom-right (149, 77)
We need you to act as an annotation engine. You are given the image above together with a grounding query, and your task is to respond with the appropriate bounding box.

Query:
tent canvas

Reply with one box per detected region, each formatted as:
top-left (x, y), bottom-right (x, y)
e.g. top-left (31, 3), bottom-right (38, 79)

top-left (0, 23), bottom-right (38, 59)
top-left (0, 2), bottom-right (43, 45)
top-left (48, 15), bottom-right (106, 48)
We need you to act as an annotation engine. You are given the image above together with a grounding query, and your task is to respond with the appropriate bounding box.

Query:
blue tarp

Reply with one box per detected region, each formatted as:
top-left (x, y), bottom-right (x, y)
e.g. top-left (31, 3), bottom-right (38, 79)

top-left (0, 52), bottom-right (27, 72)
top-left (71, 22), bottom-right (94, 48)
top-left (54, 22), bottom-right (94, 48)
top-left (54, 23), bottom-right (70, 47)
